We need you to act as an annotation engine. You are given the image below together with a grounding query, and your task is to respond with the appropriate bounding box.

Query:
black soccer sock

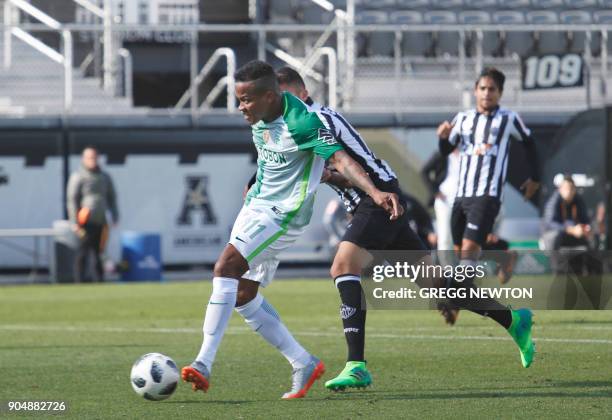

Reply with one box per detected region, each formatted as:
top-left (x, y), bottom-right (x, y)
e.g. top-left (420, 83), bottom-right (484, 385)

top-left (449, 259), bottom-right (513, 329)
top-left (335, 274), bottom-right (366, 362)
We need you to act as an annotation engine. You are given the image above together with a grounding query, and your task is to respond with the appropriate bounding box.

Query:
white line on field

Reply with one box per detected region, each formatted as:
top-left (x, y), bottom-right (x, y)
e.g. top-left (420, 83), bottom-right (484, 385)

top-left (1, 324), bottom-right (611, 345)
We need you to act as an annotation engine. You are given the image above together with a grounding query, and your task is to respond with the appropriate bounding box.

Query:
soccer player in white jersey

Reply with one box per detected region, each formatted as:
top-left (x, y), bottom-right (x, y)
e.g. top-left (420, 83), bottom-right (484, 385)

top-left (437, 67), bottom-right (539, 360)
top-left (276, 66), bottom-right (537, 391)
top-left (180, 60), bottom-right (403, 399)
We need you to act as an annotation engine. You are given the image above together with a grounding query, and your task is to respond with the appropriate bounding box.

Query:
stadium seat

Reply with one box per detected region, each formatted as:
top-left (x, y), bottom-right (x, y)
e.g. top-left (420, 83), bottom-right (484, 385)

top-left (564, 0), bottom-right (597, 7)
top-left (390, 11), bottom-right (433, 56)
top-left (357, 10), bottom-right (394, 57)
top-left (594, 11), bottom-right (612, 54)
top-left (530, 0), bottom-right (564, 7)
top-left (493, 11), bottom-right (535, 56)
top-left (363, 0), bottom-right (396, 8)
top-left (465, 0), bottom-right (499, 7)
top-left (459, 11), bottom-right (501, 56)
top-left (594, 11), bottom-right (612, 24)
top-left (527, 10), bottom-right (567, 55)
top-left (397, 0), bottom-right (430, 7)
top-left (561, 11), bottom-right (598, 55)
top-left (425, 11), bottom-right (459, 56)
top-left (432, 0), bottom-right (465, 7)
top-left (301, 5), bottom-right (334, 24)
top-left (459, 10), bottom-right (491, 24)
top-left (497, 0), bottom-right (530, 7)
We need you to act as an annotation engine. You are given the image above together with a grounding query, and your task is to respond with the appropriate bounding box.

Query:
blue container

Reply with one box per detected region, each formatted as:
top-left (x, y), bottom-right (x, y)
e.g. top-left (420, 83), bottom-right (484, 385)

top-left (120, 232), bottom-right (162, 281)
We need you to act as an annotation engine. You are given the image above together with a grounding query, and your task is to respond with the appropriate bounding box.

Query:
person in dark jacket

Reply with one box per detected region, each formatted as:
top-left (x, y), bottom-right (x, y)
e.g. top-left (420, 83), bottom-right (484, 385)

top-left (67, 147), bottom-right (119, 282)
top-left (541, 175), bottom-right (591, 251)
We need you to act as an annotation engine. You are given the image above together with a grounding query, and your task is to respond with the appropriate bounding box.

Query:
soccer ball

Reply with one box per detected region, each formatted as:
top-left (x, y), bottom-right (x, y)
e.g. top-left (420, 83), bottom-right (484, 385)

top-left (130, 353), bottom-right (179, 401)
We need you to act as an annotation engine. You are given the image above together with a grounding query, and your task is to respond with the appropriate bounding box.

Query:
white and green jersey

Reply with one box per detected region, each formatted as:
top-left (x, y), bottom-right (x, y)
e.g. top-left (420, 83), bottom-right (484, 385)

top-left (245, 92), bottom-right (343, 228)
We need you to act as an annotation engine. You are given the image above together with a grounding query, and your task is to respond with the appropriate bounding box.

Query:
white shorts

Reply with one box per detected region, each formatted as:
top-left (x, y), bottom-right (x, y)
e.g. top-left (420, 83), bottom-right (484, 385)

top-left (228, 205), bottom-right (304, 287)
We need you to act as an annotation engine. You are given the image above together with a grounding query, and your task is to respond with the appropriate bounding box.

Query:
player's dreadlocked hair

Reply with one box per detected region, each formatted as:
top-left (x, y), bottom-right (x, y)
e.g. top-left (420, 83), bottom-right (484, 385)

top-left (476, 67), bottom-right (506, 92)
top-left (234, 60), bottom-right (279, 94)
top-left (276, 66), bottom-right (306, 89)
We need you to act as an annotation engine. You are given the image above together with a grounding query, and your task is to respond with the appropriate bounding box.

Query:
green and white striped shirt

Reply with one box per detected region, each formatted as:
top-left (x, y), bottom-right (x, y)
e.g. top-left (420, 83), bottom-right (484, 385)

top-left (246, 92), bottom-right (343, 228)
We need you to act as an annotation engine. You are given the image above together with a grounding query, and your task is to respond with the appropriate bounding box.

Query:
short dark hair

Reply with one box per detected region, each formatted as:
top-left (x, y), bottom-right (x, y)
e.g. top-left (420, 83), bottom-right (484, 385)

top-left (563, 174), bottom-right (575, 185)
top-left (276, 66), bottom-right (306, 89)
top-left (476, 67), bottom-right (505, 91)
top-left (234, 60), bottom-right (278, 94)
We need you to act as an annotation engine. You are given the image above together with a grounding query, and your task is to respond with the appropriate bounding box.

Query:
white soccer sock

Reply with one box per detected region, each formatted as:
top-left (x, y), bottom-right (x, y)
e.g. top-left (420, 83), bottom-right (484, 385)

top-left (236, 293), bottom-right (311, 369)
top-left (194, 277), bottom-right (238, 373)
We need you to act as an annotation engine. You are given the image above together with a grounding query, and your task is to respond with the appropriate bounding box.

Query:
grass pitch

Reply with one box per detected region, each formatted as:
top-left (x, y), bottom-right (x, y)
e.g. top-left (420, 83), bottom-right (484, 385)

top-left (1, 279), bottom-right (611, 419)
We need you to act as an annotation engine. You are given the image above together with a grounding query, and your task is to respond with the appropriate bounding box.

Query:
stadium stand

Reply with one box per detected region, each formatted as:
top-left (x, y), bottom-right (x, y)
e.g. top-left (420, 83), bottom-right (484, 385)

top-left (0, 0), bottom-right (610, 114)
top-left (0, 1), bottom-right (137, 115)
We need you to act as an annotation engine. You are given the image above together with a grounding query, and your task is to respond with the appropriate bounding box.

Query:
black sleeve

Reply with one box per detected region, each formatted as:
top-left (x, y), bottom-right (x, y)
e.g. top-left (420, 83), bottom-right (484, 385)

top-left (413, 199), bottom-right (434, 234)
top-left (421, 153), bottom-right (441, 194)
top-left (247, 172), bottom-right (257, 189)
top-left (521, 137), bottom-right (539, 182)
top-left (439, 137), bottom-right (456, 156)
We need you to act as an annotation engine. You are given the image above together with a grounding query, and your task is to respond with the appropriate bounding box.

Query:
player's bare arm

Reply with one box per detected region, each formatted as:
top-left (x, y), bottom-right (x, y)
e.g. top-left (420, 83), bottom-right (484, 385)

top-left (321, 167), bottom-right (353, 189)
top-left (327, 150), bottom-right (403, 220)
top-left (520, 178), bottom-right (540, 200)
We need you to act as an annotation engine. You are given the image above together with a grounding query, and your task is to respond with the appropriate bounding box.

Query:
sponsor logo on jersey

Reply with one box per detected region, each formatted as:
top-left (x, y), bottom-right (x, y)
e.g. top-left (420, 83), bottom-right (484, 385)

top-left (471, 143), bottom-right (498, 156)
top-left (318, 128), bottom-right (338, 146)
top-left (340, 304), bottom-right (357, 319)
top-left (256, 144), bottom-right (287, 164)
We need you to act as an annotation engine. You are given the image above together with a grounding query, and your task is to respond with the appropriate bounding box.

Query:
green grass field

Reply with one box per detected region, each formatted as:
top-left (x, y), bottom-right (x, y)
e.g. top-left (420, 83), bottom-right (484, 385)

top-left (1, 279), bottom-right (611, 419)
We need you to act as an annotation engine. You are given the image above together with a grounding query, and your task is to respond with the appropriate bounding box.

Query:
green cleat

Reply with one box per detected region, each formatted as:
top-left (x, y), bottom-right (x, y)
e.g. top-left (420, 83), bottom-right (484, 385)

top-left (507, 308), bottom-right (536, 368)
top-left (325, 361), bottom-right (372, 391)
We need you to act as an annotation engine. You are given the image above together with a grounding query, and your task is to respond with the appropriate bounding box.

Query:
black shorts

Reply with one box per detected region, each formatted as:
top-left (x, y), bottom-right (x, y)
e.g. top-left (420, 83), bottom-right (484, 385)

top-left (451, 196), bottom-right (501, 246)
top-left (342, 195), bottom-right (427, 251)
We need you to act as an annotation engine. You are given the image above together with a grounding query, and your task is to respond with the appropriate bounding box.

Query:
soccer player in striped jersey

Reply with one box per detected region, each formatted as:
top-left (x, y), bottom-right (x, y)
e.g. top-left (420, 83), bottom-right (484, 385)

top-left (277, 67), bottom-right (537, 391)
top-left (181, 61), bottom-right (403, 399)
top-left (437, 67), bottom-right (539, 345)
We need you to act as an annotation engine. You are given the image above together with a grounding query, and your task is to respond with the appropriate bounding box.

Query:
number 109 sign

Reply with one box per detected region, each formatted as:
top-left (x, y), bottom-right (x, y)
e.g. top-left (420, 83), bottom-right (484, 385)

top-left (522, 53), bottom-right (584, 90)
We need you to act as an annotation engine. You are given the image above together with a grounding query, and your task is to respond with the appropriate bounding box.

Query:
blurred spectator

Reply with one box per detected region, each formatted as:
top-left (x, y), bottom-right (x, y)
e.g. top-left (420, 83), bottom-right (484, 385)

top-left (421, 149), bottom-right (460, 252)
top-left (67, 147), bottom-right (119, 282)
top-left (541, 175), bottom-right (591, 251)
top-left (403, 193), bottom-right (437, 250)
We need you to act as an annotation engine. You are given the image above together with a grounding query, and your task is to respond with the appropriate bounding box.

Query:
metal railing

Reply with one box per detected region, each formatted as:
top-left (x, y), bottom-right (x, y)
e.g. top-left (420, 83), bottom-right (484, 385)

top-left (1, 21), bottom-right (612, 116)
top-left (3, 0), bottom-right (73, 112)
top-left (174, 47), bottom-right (237, 114)
top-left (118, 47), bottom-right (133, 106)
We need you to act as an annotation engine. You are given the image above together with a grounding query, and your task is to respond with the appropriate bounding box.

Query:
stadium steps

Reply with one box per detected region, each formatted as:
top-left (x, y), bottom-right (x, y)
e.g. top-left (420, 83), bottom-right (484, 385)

top-left (357, 129), bottom-right (430, 205)
top-left (0, 35), bottom-right (145, 115)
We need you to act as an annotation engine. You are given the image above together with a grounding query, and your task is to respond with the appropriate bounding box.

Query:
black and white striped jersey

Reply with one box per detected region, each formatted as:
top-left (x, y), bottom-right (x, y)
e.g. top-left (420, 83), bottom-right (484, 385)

top-left (446, 107), bottom-right (535, 200)
top-left (306, 98), bottom-right (398, 195)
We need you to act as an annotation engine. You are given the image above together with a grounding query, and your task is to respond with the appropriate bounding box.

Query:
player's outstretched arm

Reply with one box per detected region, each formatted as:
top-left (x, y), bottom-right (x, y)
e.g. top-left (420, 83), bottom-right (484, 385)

top-left (327, 150), bottom-right (403, 220)
top-left (437, 120), bottom-right (457, 156)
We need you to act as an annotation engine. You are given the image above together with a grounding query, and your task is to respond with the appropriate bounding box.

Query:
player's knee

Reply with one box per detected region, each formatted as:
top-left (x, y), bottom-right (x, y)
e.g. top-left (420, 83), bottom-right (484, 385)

top-left (330, 260), bottom-right (351, 280)
top-left (213, 259), bottom-right (242, 279)
top-left (235, 288), bottom-right (257, 306)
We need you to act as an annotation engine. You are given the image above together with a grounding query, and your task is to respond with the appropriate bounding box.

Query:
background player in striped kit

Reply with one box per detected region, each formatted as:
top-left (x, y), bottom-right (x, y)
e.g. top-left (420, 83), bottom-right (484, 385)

top-left (437, 67), bottom-right (540, 325)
